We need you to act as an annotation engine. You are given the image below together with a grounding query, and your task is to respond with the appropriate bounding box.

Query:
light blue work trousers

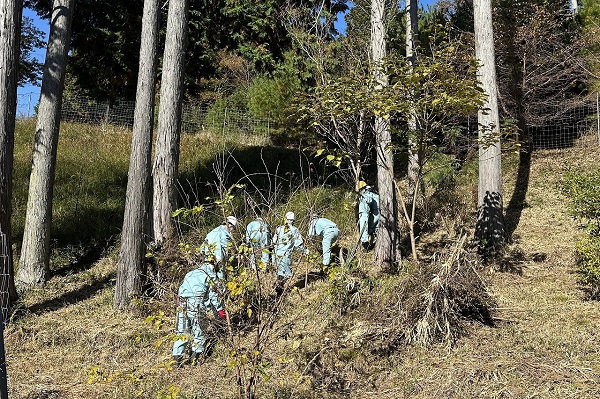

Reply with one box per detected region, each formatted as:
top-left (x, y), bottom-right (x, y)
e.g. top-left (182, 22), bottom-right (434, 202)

top-left (321, 227), bottom-right (339, 266)
top-left (172, 301), bottom-right (208, 357)
top-left (274, 255), bottom-right (293, 279)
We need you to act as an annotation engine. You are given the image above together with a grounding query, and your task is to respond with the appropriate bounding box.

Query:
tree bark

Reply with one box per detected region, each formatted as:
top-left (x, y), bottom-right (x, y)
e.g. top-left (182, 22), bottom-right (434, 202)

top-left (17, 0), bottom-right (74, 288)
top-left (151, 0), bottom-right (189, 245)
top-left (406, 0), bottom-right (421, 210)
top-left (371, 0), bottom-right (400, 271)
top-left (473, 0), bottom-right (505, 256)
top-left (0, 0), bottom-right (23, 309)
top-left (114, 0), bottom-right (160, 309)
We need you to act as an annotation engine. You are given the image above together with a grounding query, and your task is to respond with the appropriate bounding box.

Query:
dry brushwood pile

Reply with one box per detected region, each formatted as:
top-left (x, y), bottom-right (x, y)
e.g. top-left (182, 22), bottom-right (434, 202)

top-left (5, 145), bottom-right (600, 399)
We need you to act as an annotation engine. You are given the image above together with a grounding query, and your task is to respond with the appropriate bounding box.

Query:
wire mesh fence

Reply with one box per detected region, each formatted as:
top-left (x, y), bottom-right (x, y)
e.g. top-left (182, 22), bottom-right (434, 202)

top-left (0, 232), bottom-right (9, 326)
top-left (16, 92), bottom-right (272, 137)
top-left (16, 91), bottom-right (600, 149)
top-left (526, 93), bottom-right (600, 150)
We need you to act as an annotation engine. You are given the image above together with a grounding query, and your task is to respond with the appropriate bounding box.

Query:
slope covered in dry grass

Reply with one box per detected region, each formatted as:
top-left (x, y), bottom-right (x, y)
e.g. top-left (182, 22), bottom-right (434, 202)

top-left (5, 141), bottom-right (600, 398)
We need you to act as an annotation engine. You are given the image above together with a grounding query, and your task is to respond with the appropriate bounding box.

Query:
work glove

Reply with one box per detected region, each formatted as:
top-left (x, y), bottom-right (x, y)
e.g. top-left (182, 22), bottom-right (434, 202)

top-left (218, 309), bottom-right (226, 320)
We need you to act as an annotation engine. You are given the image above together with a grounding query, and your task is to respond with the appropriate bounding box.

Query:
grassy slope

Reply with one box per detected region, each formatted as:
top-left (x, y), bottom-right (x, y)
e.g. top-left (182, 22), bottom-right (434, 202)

top-left (5, 127), bottom-right (600, 398)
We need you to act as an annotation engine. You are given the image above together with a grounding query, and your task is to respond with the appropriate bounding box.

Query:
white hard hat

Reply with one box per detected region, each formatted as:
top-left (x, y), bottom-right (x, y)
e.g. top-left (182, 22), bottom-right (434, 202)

top-left (285, 211), bottom-right (295, 221)
top-left (226, 215), bottom-right (237, 227)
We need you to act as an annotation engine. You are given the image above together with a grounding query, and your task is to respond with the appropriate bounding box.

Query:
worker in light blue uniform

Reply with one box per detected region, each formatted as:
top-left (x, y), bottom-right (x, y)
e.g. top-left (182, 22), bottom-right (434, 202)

top-left (308, 215), bottom-right (339, 266)
top-left (245, 216), bottom-right (270, 269)
top-left (357, 181), bottom-right (379, 250)
top-left (172, 262), bottom-right (226, 366)
top-left (200, 216), bottom-right (237, 265)
top-left (272, 211), bottom-right (307, 280)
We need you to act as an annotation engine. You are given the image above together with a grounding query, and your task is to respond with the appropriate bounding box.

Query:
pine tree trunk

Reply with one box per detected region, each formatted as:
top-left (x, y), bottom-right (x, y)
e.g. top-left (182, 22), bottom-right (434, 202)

top-left (114, 0), bottom-right (160, 309)
top-left (151, 0), bottom-right (189, 245)
top-left (0, 0), bottom-right (23, 308)
top-left (371, 0), bottom-right (400, 272)
top-left (473, 0), bottom-right (506, 256)
top-left (17, 0), bottom-right (74, 288)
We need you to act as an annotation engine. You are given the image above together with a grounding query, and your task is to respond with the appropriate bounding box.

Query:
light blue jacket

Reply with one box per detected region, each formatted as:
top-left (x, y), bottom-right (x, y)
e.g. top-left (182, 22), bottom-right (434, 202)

top-left (358, 190), bottom-right (379, 217)
top-left (178, 262), bottom-right (223, 311)
top-left (245, 218), bottom-right (270, 248)
top-left (201, 224), bottom-right (233, 263)
top-left (272, 223), bottom-right (304, 258)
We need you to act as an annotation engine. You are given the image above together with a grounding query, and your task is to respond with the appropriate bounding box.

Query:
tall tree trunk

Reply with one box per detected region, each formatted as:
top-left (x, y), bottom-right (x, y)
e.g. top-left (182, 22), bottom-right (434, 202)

top-left (17, 0), bottom-right (74, 288)
top-left (114, 0), bottom-right (160, 309)
top-left (371, 0), bottom-right (400, 272)
top-left (473, 0), bottom-right (506, 256)
top-left (0, 0), bottom-right (23, 309)
top-left (151, 0), bottom-right (189, 245)
top-left (405, 0), bottom-right (421, 260)
top-left (406, 0), bottom-right (421, 210)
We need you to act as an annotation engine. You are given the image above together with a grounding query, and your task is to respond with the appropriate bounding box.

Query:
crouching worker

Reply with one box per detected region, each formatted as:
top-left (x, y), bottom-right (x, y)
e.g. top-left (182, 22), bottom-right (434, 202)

top-left (308, 214), bottom-right (339, 266)
top-left (172, 261), bottom-right (226, 367)
top-left (272, 212), bottom-right (308, 296)
top-left (245, 214), bottom-right (271, 269)
top-left (200, 215), bottom-right (237, 265)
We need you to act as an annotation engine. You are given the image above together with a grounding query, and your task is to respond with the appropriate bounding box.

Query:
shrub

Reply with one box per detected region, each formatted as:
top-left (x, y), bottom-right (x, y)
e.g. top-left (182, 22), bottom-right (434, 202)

top-left (561, 169), bottom-right (600, 231)
top-left (561, 169), bottom-right (600, 297)
top-left (575, 234), bottom-right (600, 299)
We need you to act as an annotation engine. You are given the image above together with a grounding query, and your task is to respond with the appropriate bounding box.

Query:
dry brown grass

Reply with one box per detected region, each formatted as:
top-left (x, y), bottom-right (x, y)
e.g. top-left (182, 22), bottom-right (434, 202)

top-left (6, 143), bottom-right (600, 398)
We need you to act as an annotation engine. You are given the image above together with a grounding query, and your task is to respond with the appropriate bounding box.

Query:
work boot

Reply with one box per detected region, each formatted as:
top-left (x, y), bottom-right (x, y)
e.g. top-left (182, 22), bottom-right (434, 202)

top-left (173, 355), bottom-right (184, 368)
top-left (274, 276), bottom-right (285, 297)
top-left (189, 351), bottom-right (203, 366)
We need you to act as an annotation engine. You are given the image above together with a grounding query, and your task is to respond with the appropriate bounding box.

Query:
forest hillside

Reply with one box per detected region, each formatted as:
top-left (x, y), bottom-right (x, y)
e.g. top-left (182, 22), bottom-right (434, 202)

top-left (5, 121), bottom-right (600, 399)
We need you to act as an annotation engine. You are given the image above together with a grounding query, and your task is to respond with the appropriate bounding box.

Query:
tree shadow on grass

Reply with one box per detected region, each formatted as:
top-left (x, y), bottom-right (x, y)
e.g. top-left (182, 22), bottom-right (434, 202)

top-left (12, 272), bottom-right (115, 321)
top-left (177, 145), bottom-right (346, 211)
top-left (50, 244), bottom-right (107, 278)
top-left (505, 149), bottom-right (532, 239)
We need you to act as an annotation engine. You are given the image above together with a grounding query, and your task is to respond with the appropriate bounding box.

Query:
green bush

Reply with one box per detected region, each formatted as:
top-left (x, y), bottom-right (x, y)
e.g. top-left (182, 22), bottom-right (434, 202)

top-left (561, 169), bottom-right (600, 230)
top-left (561, 169), bottom-right (600, 298)
top-left (575, 234), bottom-right (600, 299)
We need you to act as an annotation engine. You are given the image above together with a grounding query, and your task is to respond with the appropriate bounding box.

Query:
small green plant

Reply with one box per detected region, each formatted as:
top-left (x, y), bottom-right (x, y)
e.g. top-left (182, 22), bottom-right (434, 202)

top-left (575, 235), bottom-right (600, 299)
top-left (561, 169), bottom-right (600, 231)
top-left (561, 169), bottom-right (600, 297)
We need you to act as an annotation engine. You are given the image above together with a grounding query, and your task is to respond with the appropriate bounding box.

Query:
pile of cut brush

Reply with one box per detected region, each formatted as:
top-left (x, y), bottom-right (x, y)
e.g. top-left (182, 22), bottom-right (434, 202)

top-left (363, 234), bottom-right (496, 353)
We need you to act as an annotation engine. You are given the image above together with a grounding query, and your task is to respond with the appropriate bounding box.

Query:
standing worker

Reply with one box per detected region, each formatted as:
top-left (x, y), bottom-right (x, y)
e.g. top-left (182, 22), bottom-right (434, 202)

top-left (200, 216), bottom-right (237, 264)
top-left (172, 261), bottom-right (226, 367)
top-left (272, 212), bottom-right (307, 295)
top-left (245, 213), bottom-right (270, 269)
top-left (357, 181), bottom-right (379, 251)
top-left (308, 214), bottom-right (339, 266)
